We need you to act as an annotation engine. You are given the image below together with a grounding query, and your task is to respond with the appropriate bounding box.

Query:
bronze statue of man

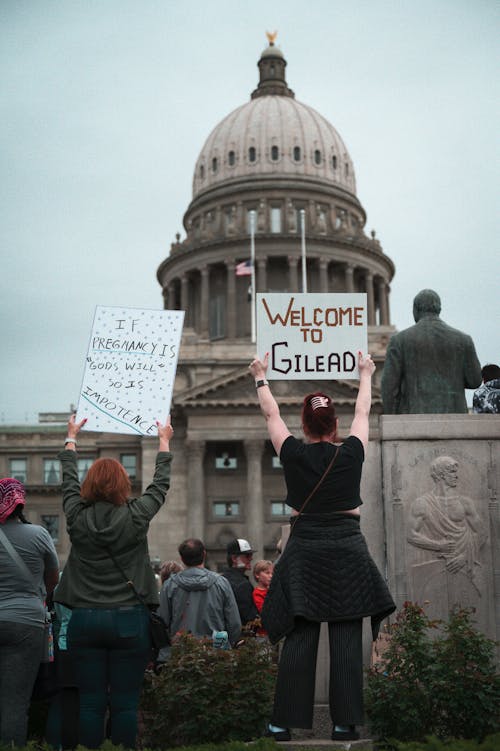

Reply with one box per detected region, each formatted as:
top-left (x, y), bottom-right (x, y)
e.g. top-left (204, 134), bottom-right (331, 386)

top-left (381, 289), bottom-right (481, 413)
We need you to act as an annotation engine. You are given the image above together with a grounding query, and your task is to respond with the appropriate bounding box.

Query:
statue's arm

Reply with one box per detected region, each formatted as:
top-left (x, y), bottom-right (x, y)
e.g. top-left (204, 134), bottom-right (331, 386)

top-left (463, 335), bottom-right (482, 389)
top-left (462, 496), bottom-right (487, 546)
top-left (407, 497), bottom-right (453, 553)
top-left (381, 337), bottom-right (402, 413)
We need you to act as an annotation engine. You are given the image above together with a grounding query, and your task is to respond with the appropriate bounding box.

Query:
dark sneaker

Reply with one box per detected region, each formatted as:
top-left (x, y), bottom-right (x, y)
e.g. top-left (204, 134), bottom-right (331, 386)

top-left (265, 728), bottom-right (291, 741)
top-left (331, 726), bottom-right (360, 741)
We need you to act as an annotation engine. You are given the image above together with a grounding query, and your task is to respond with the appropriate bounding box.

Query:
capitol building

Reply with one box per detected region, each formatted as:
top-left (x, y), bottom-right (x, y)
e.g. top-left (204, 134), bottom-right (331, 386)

top-left (0, 37), bottom-right (396, 568)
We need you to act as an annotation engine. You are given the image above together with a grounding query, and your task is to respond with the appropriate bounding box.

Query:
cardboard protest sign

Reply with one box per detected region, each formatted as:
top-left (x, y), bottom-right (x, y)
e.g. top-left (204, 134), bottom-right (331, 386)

top-left (256, 293), bottom-right (367, 379)
top-left (76, 306), bottom-right (184, 435)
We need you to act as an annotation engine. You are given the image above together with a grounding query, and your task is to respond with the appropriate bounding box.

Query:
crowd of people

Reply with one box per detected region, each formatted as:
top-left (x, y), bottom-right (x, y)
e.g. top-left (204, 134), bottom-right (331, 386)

top-left (1, 344), bottom-right (497, 749)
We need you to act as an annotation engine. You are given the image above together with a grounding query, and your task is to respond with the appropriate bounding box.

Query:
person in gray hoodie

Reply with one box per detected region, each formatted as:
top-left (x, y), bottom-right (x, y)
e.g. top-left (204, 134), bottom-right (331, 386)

top-left (159, 538), bottom-right (241, 651)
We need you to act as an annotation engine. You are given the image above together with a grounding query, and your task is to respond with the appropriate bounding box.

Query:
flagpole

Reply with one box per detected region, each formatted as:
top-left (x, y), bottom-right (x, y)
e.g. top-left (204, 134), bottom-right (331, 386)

top-left (250, 209), bottom-right (256, 344)
top-left (300, 208), bottom-right (307, 293)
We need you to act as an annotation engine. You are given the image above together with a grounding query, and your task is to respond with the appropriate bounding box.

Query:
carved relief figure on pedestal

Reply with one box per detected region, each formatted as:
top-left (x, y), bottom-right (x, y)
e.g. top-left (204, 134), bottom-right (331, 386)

top-left (407, 456), bottom-right (486, 617)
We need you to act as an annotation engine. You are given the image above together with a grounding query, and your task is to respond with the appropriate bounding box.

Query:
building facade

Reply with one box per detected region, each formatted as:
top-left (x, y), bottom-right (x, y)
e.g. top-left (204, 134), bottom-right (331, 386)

top-left (152, 38), bottom-right (395, 567)
top-left (0, 39), bottom-right (396, 571)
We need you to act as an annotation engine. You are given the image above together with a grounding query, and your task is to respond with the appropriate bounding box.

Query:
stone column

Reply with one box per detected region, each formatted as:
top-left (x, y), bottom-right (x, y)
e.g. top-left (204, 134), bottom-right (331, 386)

top-left (186, 440), bottom-right (206, 538)
top-left (366, 271), bottom-right (375, 325)
top-left (162, 287), bottom-right (169, 310)
top-left (200, 266), bottom-right (209, 338)
top-left (257, 257), bottom-right (267, 292)
top-left (167, 281), bottom-right (175, 309)
top-left (288, 255), bottom-right (299, 292)
top-left (378, 279), bottom-right (389, 325)
top-left (181, 274), bottom-right (189, 322)
top-left (345, 264), bottom-right (354, 292)
top-left (244, 439), bottom-right (265, 557)
top-left (226, 259), bottom-right (236, 338)
top-left (319, 259), bottom-right (328, 293)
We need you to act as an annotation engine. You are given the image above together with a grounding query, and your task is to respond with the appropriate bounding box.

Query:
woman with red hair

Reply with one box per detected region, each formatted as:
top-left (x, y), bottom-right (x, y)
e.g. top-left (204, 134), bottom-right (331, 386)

top-left (249, 352), bottom-right (395, 742)
top-left (54, 414), bottom-right (173, 749)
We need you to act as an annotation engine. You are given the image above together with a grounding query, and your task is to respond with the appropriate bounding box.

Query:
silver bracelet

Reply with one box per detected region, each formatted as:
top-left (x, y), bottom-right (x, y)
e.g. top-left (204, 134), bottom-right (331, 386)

top-left (64, 437), bottom-right (76, 445)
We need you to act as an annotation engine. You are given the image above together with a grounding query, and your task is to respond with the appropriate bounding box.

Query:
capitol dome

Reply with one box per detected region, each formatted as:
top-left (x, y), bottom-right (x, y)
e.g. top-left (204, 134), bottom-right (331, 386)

top-left (158, 37), bottom-right (394, 353)
top-left (193, 43), bottom-right (356, 199)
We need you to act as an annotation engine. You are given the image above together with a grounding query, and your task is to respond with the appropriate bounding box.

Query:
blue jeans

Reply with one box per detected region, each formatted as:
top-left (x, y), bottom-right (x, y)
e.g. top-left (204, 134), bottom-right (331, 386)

top-left (67, 605), bottom-right (151, 749)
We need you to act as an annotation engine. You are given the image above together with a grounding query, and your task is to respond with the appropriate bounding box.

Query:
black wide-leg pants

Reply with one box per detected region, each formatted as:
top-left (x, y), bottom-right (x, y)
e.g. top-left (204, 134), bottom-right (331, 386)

top-left (271, 617), bottom-right (364, 729)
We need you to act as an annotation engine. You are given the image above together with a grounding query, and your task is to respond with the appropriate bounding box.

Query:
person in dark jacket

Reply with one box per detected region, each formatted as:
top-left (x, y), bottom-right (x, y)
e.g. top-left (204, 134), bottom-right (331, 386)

top-left (221, 538), bottom-right (259, 626)
top-left (158, 538), bottom-right (241, 652)
top-left (249, 351), bottom-right (395, 742)
top-left (55, 413), bottom-right (173, 750)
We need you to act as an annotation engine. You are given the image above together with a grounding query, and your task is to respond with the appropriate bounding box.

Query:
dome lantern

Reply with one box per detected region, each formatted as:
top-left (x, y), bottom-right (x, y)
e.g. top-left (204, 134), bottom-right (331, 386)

top-left (251, 32), bottom-right (294, 100)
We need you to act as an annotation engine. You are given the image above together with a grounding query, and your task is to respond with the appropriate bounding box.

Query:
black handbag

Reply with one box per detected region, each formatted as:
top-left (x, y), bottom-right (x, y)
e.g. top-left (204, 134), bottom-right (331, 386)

top-left (149, 610), bottom-right (171, 650)
top-left (103, 544), bottom-right (170, 651)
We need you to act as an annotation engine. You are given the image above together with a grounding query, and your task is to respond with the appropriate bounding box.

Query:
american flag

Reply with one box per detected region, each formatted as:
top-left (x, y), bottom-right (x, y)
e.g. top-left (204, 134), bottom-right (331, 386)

top-left (235, 260), bottom-right (252, 276)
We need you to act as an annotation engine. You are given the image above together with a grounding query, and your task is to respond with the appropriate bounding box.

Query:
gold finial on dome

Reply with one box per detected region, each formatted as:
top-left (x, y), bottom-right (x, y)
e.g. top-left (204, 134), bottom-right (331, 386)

top-left (266, 30), bottom-right (278, 45)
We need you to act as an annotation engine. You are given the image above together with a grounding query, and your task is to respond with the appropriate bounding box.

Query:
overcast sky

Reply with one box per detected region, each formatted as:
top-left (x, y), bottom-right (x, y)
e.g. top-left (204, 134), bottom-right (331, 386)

top-left (1, 0), bottom-right (498, 423)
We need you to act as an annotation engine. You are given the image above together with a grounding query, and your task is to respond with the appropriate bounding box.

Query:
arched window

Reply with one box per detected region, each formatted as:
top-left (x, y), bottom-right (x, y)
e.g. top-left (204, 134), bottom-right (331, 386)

top-left (293, 146), bottom-right (301, 161)
top-left (212, 157), bottom-right (218, 173)
top-left (332, 155), bottom-right (337, 170)
top-left (314, 149), bottom-right (322, 165)
top-left (228, 150), bottom-right (235, 166)
top-left (345, 162), bottom-right (349, 177)
top-left (200, 164), bottom-right (205, 179)
top-left (248, 146), bottom-right (256, 162)
top-left (271, 145), bottom-right (279, 161)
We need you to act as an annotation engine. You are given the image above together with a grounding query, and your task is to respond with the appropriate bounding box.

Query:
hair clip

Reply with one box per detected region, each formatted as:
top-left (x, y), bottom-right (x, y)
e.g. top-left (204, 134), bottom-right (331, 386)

top-left (310, 395), bottom-right (330, 411)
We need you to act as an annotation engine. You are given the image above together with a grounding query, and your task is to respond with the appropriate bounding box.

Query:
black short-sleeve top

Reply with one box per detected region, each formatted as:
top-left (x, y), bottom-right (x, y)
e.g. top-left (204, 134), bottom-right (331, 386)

top-left (279, 435), bottom-right (364, 513)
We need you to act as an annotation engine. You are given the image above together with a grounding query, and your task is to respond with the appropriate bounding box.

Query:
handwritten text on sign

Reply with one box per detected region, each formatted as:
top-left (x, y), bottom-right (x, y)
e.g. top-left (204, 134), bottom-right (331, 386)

top-left (256, 293), bottom-right (367, 379)
top-left (76, 306), bottom-right (184, 435)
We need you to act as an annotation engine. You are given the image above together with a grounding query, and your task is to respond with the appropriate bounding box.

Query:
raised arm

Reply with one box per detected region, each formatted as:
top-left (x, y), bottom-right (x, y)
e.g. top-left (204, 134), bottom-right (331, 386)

top-left (249, 353), bottom-right (291, 456)
top-left (349, 352), bottom-right (375, 451)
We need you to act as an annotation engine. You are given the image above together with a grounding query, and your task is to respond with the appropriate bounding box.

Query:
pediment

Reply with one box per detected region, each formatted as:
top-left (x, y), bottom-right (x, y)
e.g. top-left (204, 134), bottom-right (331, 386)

top-left (175, 365), bottom-right (380, 409)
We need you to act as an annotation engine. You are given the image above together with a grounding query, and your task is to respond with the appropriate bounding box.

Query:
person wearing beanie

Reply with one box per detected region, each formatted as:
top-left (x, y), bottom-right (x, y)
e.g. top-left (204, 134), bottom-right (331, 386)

top-left (0, 477), bottom-right (59, 746)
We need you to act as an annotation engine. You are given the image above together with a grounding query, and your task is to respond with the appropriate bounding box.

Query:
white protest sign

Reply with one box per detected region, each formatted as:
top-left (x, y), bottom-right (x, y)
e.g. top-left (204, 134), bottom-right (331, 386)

top-left (76, 306), bottom-right (184, 435)
top-left (256, 293), bottom-right (367, 379)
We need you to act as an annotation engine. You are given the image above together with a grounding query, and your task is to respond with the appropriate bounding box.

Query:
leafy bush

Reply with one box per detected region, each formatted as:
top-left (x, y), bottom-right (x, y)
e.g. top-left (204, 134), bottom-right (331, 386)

top-left (432, 608), bottom-right (500, 740)
top-left (391, 733), bottom-right (500, 751)
top-left (140, 633), bottom-right (277, 747)
top-left (366, 603), bottom-right (500, 743)
top-left (2, 740), bottom-right (280, 751)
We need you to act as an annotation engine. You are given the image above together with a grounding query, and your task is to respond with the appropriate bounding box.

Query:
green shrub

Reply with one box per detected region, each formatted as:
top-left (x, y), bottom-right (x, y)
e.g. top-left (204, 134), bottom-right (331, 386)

top-left (366, 603), bottom-right (500, 744)
top-left (391, 733), bottom-right (500, 751)
top-left (431, 608), bottom-right (500, 740)
top-left (366, 602), bottom-right (438, 741)
top-left (140, 633), bottom-right (277, 747)
top-left (1, 740), bottom-right (279, 751)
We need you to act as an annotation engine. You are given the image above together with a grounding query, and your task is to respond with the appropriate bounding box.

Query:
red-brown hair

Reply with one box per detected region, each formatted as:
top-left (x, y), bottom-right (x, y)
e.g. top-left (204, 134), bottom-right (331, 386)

top-left (301, 391), bottom-right (338, 440)
top-left (80, 458), bottom-right (131, 506)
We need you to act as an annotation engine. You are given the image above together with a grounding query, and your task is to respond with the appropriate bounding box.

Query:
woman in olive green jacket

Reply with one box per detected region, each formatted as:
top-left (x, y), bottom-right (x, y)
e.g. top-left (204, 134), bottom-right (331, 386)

top-left (55, 414), bottom-right (173, 749)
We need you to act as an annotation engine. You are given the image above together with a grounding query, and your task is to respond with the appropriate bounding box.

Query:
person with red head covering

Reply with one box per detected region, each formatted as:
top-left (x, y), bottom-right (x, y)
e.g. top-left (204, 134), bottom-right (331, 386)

top-left (0, 478), bottom-right (59, 746)
top-left (249, 351), bottom-right (395, 742)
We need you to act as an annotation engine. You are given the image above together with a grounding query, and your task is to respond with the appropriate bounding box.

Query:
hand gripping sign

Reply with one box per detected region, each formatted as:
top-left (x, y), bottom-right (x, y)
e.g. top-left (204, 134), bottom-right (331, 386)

top-left (256, 293), bottom-right (367, 379)
top-left (76, 306), bottom-right (184, 435)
